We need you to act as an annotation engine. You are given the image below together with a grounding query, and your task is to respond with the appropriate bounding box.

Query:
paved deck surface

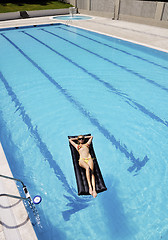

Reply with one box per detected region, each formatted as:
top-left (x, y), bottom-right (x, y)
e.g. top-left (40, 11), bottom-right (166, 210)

top-left (0, 13), bottom-right (168, 240)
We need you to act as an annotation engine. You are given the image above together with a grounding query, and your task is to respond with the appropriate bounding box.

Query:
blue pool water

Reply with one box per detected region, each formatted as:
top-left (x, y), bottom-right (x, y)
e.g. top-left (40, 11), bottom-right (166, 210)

top-left (0, 23), bottom-right (168, 240)
top-left (52, 15), bottom-right (92, 20)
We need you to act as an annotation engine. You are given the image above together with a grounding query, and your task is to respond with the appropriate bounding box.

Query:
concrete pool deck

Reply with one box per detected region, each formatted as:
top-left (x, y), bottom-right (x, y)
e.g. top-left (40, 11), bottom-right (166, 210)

top-left (0, 13), bottom-right (168, 240)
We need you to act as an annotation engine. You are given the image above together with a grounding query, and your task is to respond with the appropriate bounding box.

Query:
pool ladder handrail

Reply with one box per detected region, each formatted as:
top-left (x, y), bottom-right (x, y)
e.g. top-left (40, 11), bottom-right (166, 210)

top-left (66, 7), bottom-right (77, 25)
top-left (0, 174), bottom-right (40, 221)
top-left (0, 174), bottom-right (31, 203)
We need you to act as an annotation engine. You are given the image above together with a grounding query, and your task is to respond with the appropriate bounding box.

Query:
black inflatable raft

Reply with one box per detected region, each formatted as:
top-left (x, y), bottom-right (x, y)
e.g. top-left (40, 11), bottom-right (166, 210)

top-left (68, 134), bottom-right (107, 195)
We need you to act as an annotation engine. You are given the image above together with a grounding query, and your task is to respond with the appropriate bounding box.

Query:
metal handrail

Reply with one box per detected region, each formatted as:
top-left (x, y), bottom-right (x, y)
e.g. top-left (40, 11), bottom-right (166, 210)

top-left (0, 193), bottom-right (31, 202)
top-left (0, 174), bottom-right (26, 188)
top-left (0, 174), bottom-right (31, 201)
top-left (0, 174), bottom-right (41, 222)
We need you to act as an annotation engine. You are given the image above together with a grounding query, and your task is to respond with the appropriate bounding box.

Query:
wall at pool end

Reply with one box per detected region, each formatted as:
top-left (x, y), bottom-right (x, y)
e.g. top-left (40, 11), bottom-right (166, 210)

top-left (68, 0), bottom-right (168, 28)
top-left (0, 8), bottom-right (69, 21)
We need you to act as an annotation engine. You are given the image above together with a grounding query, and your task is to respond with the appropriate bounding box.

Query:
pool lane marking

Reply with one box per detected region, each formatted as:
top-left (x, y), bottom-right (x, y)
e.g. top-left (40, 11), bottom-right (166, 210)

top-left (58, 26), bottom-right (168, 71)
top-left (0, 70), bottom-right (79, 199)
top-left (22, 30), bottom-right (168, 128)
top-left (1, 33), bottom-right (149, 174)
top-left (42, 28), bottom-right (168, 94)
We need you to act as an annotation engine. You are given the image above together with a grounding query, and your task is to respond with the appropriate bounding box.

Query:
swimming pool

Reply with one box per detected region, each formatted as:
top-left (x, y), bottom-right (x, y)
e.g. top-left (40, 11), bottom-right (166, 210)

top-left (52, 15), bottom-right (92, 20)
top-left (0, 23), bottom-right (168, 240)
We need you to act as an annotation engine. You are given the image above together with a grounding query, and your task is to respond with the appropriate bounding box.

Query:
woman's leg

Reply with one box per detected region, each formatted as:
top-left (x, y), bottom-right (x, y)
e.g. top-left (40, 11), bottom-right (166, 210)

top-left (88, 159), bottom-right (97, 198)
top-left (79, 160), bottom-right (93, 195)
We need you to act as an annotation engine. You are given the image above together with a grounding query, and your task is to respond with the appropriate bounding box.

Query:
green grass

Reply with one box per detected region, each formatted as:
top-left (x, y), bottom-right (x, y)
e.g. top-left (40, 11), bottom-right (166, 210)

top-left (0, 1), bottom-right (73, 13)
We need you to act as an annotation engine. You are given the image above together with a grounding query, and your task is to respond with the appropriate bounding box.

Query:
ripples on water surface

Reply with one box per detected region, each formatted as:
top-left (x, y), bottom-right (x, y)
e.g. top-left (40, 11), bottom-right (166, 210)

top-left (0, 23), bottom-right (168, 240)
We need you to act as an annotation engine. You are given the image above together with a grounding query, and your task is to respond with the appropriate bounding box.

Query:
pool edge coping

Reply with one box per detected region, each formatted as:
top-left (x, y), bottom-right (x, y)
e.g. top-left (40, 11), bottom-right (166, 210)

top-left (0, 142), bottom-right (38, 240)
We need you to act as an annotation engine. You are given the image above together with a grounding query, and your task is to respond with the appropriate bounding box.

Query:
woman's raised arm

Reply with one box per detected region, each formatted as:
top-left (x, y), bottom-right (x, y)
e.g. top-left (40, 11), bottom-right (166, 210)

top-left (86, 136), bottom-right (93, 146)
top-left (69, 138), bottom-right (78, 149)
